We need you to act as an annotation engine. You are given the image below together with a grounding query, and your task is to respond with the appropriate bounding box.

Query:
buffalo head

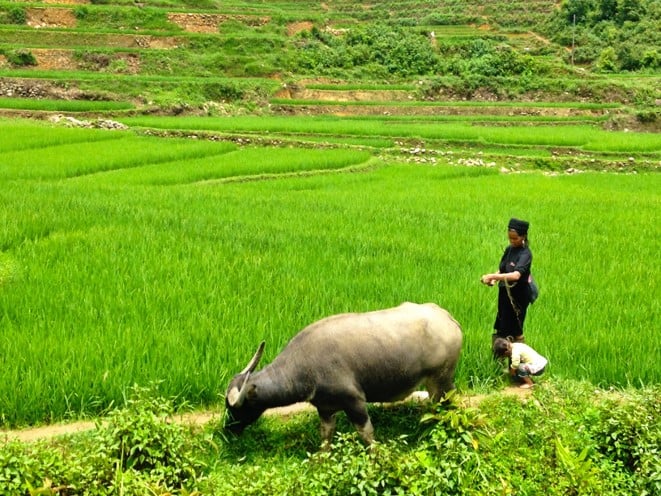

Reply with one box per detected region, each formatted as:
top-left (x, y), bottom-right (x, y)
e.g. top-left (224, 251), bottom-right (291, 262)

top-left (224, 341), bottom-right (265, 434)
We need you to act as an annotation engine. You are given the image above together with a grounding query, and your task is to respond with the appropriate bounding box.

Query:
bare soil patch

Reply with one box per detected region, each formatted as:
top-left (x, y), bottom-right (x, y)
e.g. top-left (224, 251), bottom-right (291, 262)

top-left (276, 87), bottom-right (414, 102)
top-left (31, 49), bottom-right (78, 71)
top-left (42, 0), bottom-right (89, 4)
top-left (287, 21), bottom-right (314, 36)
top-left (167, 13), bottom-right (270, 34)
top-left (5, 49), bottom-right (142, 74)
top-left (271, 101), bottom-right (610, 119)
top-left (27, 8), bottom-right (77, 29)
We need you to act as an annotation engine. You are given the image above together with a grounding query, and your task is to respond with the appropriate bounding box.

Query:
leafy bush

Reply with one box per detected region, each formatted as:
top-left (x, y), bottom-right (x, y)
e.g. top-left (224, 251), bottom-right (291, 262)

top-left (6, 7), bottom-right (26, 25)
top-left (541, 0), bottom-right (660, 69)
top-left (200, 81), bottom-right (245, 102)
top-left (5, 49), bottom-right (36, 67)
top-left (635, 109), bottom-right (659, 124)
top-left (2, 381), bottom-right (660, 495)
top-left (590, 387), bottom-right (661, 495)
top-left (0, 386), bottom-right (209, 495)
top-left (206, 394), bottom-right (487, 495)
top-left (293, 23), bottom-right (440, 77)
top-left (92, 384), bottom-right (209, 490)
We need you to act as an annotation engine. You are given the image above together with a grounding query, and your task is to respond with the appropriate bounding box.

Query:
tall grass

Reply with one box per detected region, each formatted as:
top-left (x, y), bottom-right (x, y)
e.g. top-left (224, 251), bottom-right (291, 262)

top-left (0, 121), bottom-right (658, 427)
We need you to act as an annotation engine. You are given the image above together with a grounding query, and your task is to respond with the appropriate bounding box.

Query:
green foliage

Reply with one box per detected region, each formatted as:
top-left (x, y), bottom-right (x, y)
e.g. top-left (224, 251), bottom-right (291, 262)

top-left (205, 381), bottom-right (660, 495)
top-left (2, 381), bottom-right (660, 494)
top-left (294, 26), bottom-right (545, 81)
top-left (3, 49), bottom-right (36, 67)
top-left (5, 6), bottom-right (26, 25)
top-left (596, 47), bottom-right (618, 72)
top-left (0, 386), bottom-right (210, 495)
top-left (284, 399), bottom-right (483, 495)
top-left (414, 397), bottom-right (486, 494)
top-left (543, 0), bottom-right (660, 70)
top-left (0, 0), bottom-right (655, 105)
top-left (93, 384), bottom-right (208, 490)
top-left (636, 108), bottom-right (660, 124)
top-left (73, 5), bottom-right (177, 32)
top-left (554, 437), bottom-right (603, 495)
top-left (304, 434), bottom-right (407, 495)
top-left (294, 23), bottom-right (439, 77)
top-left (200, 80), bottom-right (245, 101)
top-left (590, 387), bottom-right (661, 495)
top-left (208, 398), bottom-right (486, 495)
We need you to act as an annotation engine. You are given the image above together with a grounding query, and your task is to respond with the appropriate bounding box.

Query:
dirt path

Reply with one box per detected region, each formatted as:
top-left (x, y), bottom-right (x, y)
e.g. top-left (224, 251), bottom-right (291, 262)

top-left (1, 389), bottom-right (531, 443)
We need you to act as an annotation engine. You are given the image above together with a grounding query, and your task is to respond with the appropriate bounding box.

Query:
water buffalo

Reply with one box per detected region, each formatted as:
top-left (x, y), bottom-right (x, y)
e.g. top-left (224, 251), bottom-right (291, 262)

top-left (225, 302), bottom-right (462, 446)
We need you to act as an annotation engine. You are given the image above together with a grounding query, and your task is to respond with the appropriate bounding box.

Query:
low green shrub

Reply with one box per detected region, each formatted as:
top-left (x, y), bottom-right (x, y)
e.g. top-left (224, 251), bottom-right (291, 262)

top-left (636, 109), bottom-right (659, 124)
top-left (94, 384), bottom-right (208, 490)
top-left (0, 385), bottom-right (210, 495)
top-left (293, 23), bottom-right (440, 77)
top-left (591, 387), bottom-right (661, 495)
top-left (1, 381), bottom-right (659, 495)
top-left (6, 6), bottom-right (26, 25)
top-left (4, 49), bottom-right (36, 67)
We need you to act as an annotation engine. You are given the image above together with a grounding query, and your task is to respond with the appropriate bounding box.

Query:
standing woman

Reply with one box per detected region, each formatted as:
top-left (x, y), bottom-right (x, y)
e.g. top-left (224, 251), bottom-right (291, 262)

top-left (481, 218), bottom-right (533, 344)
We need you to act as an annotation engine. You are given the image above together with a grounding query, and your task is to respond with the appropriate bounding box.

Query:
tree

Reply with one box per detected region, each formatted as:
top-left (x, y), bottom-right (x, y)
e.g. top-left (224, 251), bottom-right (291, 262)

top-left (595, 46), bottom-right (618, 71)
top-left (562, 0), bottom-right (596, 23)
top-left (616, 0), bottom-right (642, 24)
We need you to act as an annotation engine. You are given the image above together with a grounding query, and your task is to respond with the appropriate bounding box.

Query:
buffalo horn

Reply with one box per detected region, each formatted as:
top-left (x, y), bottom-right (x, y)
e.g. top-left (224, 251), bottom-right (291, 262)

top-left (227, 342), bottom-right (266, 407)
top-left (239, 341), bottom-right (265, 375)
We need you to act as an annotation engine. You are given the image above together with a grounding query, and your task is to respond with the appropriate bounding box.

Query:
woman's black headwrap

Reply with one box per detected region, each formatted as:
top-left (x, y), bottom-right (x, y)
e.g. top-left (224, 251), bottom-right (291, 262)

top-left (508, 218), bottom-right (529, 235)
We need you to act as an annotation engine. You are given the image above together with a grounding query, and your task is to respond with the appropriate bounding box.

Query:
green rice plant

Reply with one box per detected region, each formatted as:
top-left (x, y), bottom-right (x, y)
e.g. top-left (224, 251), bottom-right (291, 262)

top-left (118, 116), bottom-right (661, 153)
top-left (0, 118), bottom-right (127, 152)
top-left (0, 135), bottom-right (237, 180)
top-left (76, 146), bottom-right (372, 185)
top-left (0, 97), bottom-right (134, 112)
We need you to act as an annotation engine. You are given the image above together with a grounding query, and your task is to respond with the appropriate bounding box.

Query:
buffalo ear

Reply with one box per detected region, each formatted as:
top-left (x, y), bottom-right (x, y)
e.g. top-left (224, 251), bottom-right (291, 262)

top-left (227, 386), bottom-right (242, 407)
top-left (227, 372), bottom-right (252, 407)
top-left (239, 341), bottom-right (266, 375)
top-left (246, 383), bottom-right (258, 400)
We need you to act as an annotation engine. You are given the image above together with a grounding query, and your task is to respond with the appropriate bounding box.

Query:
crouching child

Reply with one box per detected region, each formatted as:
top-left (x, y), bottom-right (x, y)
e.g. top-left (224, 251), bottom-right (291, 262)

top-left (493, 337), bottom-right (548, 389)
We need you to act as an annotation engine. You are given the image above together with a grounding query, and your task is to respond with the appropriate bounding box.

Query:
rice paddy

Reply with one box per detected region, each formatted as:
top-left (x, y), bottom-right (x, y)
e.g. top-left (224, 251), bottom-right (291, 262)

top-left (0, 118), bottom-right (658, 427)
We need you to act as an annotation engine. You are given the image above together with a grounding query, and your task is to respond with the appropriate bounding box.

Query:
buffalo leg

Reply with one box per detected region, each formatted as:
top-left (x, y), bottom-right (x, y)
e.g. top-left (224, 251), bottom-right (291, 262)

top-left (318, 410), bottom-right (337, 449)
top-left (344, 400), bottom-right (374, 445)
top-left (425, 375), bottom-right (456, 402)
